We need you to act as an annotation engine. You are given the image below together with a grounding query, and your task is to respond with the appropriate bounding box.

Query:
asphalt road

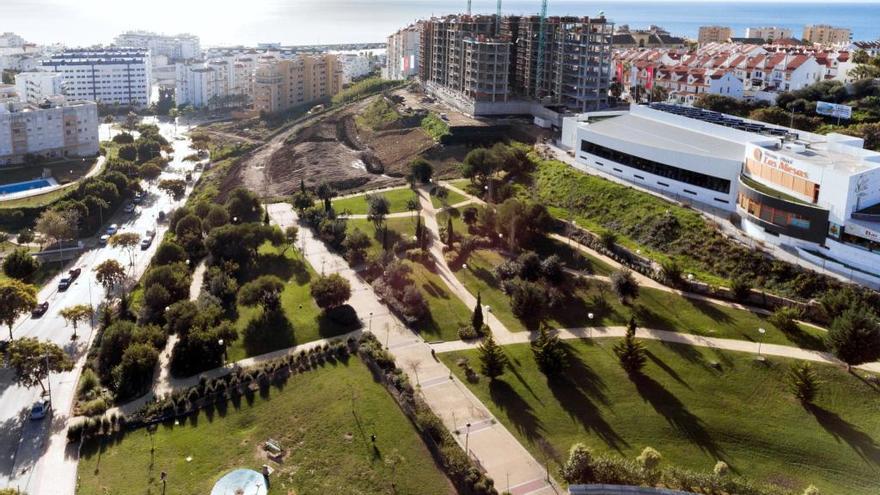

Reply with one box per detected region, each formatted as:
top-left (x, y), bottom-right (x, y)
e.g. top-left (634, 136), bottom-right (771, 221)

top-left (0, 118), bottom-right (201, 494)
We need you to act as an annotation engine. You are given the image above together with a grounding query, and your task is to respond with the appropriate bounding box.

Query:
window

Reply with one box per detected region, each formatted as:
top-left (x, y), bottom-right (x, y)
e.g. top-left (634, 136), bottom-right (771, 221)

top-left (581, 140), bottom-right (731, 193)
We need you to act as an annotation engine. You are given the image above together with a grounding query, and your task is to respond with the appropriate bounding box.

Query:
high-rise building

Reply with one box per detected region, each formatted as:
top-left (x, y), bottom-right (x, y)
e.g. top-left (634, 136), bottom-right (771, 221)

top-left (419, 14), bottom-right (613, 114)
top-left (744, 27), bottom-right (793, 41)
top-left (803, 25), bottom-right (851, 46)
top-left (0, 96), bottom-right (99, 166)
top-left (698, 26), bottom-right (733, 45)
top-left (114, 31), bottom-right (201, 62)
top-left (175, 56), bottom-right (255, 109)
top-left (385, 24), bottom-right (421, 80)
top-left (253, 54), bottom-right (343, 114)
top-left (14, 72), bottom-right (66, 103)
top-left (42, 48), bottom-right (152, 108)
top-left (0, 32), bottom-right (26, 48)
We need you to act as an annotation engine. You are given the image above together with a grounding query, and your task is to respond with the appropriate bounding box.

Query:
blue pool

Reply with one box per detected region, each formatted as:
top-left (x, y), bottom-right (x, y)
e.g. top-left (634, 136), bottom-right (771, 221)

top-left (0, 179), bottom-right (53, 195)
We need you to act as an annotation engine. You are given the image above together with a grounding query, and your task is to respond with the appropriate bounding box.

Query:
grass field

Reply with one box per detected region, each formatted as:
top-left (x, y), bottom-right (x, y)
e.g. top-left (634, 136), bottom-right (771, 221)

top-left (453, 248), bottom-right (828, 350)
top-left (332, 188), bottom-right (420, 215)
top-left (440, 340), bottom-right (880, 495)
top-left (77, 358), bottom-right (454, 495)
top-left (346, 216), bottom-right (420, 259)
top-left (430, 187), bottom-right (469, 209)
top-left (227, 242), bottom-right (361, 362)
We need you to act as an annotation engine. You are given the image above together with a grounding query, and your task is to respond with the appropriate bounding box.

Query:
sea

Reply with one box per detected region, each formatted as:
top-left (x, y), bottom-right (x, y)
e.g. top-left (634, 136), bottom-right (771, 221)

top-left (2, 1), bottom-right (879, 47)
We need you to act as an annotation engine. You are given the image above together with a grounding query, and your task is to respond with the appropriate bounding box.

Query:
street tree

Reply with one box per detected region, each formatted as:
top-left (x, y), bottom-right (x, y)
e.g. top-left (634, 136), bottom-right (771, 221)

top-left (471, 292), bottom-right (483, 333)
top-left (0, 279), bottom-right (38, 340)
top-left (109, 232), bottom-right (141, 268)
top-left (7, 337), bottom-right (73, 394)
top-left (139, 162), bottom-right (162, 184)
top-left (827, 307), bottom-right (880, 370)
top-left (532, 324), bottom-right (568, 377)
top-left (2, 248), bottom-right (39, 281)
top-left (410, 158), bottom-right (433, 184)
top-left (158, 179), bottom-right (187, 200)
top-left (94, 259), bottom-right (127, 295)
top-left (478, 334), bottom-right (508, 380)
top-left (59, 304), bottom-right (93, 340)
top-left (282, 225), bottom-right (299, 254)
top-left (611, 269), bottom-right (640, 305)
top-left (310, 273), bottom-right (352, 310)
top-left (613, 317), bottom-right (646, 375)
top-left (238, 275), bottom-right (285, 312)
top-left (367, 194), bottom-right (390, 231)
top-left (35, 209), bottom-right (79, 249)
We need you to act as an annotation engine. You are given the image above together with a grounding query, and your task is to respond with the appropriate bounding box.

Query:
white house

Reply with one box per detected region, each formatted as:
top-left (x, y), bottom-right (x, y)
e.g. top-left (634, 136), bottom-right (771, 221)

top-left (708, 72), bottom-right (744, 99)
top-left (14, 72), bottom-right (66, 103)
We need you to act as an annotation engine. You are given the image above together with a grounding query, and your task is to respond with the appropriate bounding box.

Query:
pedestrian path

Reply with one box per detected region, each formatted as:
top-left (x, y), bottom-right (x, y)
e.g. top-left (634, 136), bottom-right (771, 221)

top-left (268, 202), bottom-right (561, 495)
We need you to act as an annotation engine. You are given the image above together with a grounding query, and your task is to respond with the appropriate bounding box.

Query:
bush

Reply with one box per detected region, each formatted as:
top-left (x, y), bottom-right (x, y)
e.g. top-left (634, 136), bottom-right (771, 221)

top-left (80, 397), bottom-right (109, 416)
top-left (713, 460), bottom-right (730, 476)
top-left (636, 446), bottom-right (662, 471)
top-left (787, 362), bottom-right (820, 404)
top-left (311, 273), bottom-right (352, 310)
top-left (112, 343), bottom-right (159, 400)
top-left (768, 306), bottom-right (801, 333)
top-left (2, 248), bottom-right (39, 280)
top-left (78, 368), bottom-right (100, 399)
top-left (730, 276), bottom-right (753, 302)
top-left (561, 443), bottom-right (594, 483)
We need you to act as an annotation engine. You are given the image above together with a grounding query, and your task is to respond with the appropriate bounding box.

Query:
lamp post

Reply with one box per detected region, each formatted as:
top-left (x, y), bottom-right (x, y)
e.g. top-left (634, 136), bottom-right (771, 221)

top-left (757, 327), bottom-right (766, 361)
top-left (160, 471), bottom-right (167, 495)
top-left (465, 422), bottom-right (472, 455)
top-left (588, 312), bottom-right (594, 339)
top-left (218, 338), bottom-right (226, 363)
top-left (368, 312), bottom-right (373, 333)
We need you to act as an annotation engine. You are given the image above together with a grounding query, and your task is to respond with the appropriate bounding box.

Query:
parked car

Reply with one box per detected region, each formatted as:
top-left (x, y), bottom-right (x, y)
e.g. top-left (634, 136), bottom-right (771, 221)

top-left (31, 302), bottom-right (49, 317)
top-left (30, 400), bottom-right (51, 420)
top-left (106, 224), bottom-right (119, 236)
top-left (140, 230), bottom-right (155, 250)
top-left (123, 203), bottom-right (136, 214)
top-left (58, 267), bottom-right (81, 291)
top-left (132, 194), bottom-right (143, 205)
top-left (68, 267), bottom-right (82, 280)
top-left (99, 234), bottom-right (110, 246)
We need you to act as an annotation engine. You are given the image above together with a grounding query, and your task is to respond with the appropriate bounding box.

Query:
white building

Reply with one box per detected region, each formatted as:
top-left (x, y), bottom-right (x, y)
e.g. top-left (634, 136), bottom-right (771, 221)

top-left (744, 27), bottom-right (793, 42)
top-left (561, 104), bottom-right (880, 286)
top-left (0, 85), bottom-right (19, 104)
top-left (14, 72), bottom-right (66, 103)
top-left (0, 96), bottom-right (99, 166)
top-left (0, 32), bottom-right (26, 48)
top-left (42, 48), bottom-right (152, 108)
top-left (708, 72), bottom-right (744, 99)
top-left (114, 31), bottom-right (201, 62)
top-left (384, 24), bottom-right (420, 80)
top-left (175, 56), bottom-right (254, 109)
top-left (338, 53), bottom-right (374, 83)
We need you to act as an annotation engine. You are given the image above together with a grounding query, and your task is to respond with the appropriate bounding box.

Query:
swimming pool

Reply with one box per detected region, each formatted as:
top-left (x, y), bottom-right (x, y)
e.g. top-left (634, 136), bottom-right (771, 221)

top-left (0, 178), bottom-right (53, 195)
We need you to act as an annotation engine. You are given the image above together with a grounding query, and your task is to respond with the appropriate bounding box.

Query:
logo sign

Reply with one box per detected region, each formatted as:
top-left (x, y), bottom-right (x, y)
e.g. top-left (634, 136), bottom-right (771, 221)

top-left (748, 145), bottom-right (809, 180)
top-left (816, 101), bottom-right (852, 120)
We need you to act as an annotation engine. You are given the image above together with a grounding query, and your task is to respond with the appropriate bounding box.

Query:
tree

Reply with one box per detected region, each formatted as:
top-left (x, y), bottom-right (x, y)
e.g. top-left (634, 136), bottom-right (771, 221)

top-left (112, 343), bottom-right (159, 400)
top-left (316, 182), bottom-right (335, 212)
top-left (158, 179), bottom-right (187, 200)
top-left (613, 317), bottom-right (646, 375)
top-left (827, 307), bottom-right (880, 369)
top-left (153, 241), bottom-right (187, 266)
top-left (410, 158), bottom-right (433, 184)
top-left (225, 187), bottom-right (263, 223)
top-left (367, 194), bottom-right (391, 230)
top-left (461, 148), bottom-right (498, 187)
top-left (496, 198), bottom-right (551, 250)
top-left (531, 325), bottom-right (568, 376)
top-left (462, 207), bottom-right (478, 229)
top-left (659, 259), bottom-right (682, 286)
top-left (291, 190), bottom-right (314, 212)
top-left (94, 259), bottom-right (126, 295)
top-left (342, 227), bottom-right (371, 263)
top-left (445, 216), bottom-right (454, 245)
top-left (238, 275), bottom-right (285, 312)
top-left (310, 273), bottom-right (352, 310)
top-left (788, 362), bottom-right (820, 404)
top-left (478, 334), bottom-right (508, 380)
top-left (560, 443), bottom-right (593, 484)
top-left (406, 198), bottom-right (420, 220)
top-left (118, 144), bottom-right (138, 161)
top-left (59, 304), bottom-right (93, 340)
top-left (0, 279), bottom-right (37, 340)
top-left (2, 248), bottom-right (39, 281)
top-left (35, 209), bottom-right (79, 248)
top-left (472, 292), bottom-right (483, 333)
top-left (139, 162), bottom-right (162, 183)
top-left (610, 269), bottom-right (639, 304)
top-left (282, 225), bottom-right (299, 254)
top-left (109, 232), bottom-right (141, 268)
top-left (17, 228), bottom-right (35, 245)
top-left (8, 338), bottom-right (73, 393)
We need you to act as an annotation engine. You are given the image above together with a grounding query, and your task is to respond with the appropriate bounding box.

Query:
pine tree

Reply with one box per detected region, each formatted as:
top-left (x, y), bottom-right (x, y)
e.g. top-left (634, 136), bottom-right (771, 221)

top-left (300, 178), bottom-right (306, 194)
top-left (479, 334), bottom-right (508, 380)
top-left (446, 216), bottom-right (454, 245)
top-left (531, 324), bottom-right (568, 376)
top-left (613, 316), bottom-right (646, 375)
top-left (472, 292), bottom-right (484, 334)
top-left (787, 362), bottom-right (820, 404)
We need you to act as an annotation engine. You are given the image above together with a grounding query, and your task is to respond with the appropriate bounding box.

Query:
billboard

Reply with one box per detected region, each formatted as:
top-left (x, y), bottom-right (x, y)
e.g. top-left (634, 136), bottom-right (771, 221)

top-left (816, 101), bottom-right (852, 119)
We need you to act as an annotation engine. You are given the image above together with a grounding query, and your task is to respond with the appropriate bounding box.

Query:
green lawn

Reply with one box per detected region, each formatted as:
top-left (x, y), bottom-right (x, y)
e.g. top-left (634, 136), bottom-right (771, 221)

top-left (430, 187), bottom-right (469, 209)
top-left (228, 242), bottom-right (361, 362)
top-left (77, 358), bottom-right (454, 495)
top-left (453, 249), bottom-right (828, 350)
top-left (332, 188), bottom-right (419, 215)
top-left (346, 216), bottom-right (421, 259)
top-left (441, 340), bottom-right (880, 495)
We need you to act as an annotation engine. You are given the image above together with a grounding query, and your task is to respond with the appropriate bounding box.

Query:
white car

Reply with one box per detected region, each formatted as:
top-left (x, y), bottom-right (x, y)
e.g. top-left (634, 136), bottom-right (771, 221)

top-left (106, 224), bottom-right (118, 236)
top-left (99, 234), bottom-right (110, 246)
top-left (30, 400), bottom-right (51, 420)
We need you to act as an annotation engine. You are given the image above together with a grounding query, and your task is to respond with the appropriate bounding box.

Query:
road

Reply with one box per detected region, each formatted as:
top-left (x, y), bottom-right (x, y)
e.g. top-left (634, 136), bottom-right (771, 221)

top-left (0, 118), bottom-right (201, 495)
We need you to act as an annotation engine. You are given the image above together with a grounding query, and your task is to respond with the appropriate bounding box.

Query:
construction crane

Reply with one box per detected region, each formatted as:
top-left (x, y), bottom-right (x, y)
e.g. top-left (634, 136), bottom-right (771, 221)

top-left (467, 0), bottom-right (472, 16)
top-left (495, 0), bottom-right (502, 33)
top-left (534, 0), bottom-right (548, 98)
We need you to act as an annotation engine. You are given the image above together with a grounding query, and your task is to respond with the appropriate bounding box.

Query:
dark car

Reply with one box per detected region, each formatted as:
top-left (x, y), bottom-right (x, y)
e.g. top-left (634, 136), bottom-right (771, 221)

top-left (31, 302), bottom-right (49, 318)
top-left (58, 268), bottom-right (82, 291)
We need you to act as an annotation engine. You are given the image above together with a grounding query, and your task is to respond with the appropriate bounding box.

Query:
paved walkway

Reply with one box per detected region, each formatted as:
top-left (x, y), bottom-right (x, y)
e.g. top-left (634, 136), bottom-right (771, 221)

top-left (268, 202), bottom-right (561, 495)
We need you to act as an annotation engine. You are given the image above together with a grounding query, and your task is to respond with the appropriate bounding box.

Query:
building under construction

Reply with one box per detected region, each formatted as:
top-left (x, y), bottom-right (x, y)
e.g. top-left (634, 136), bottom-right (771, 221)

top-left (419, 14), bottom-right (613, 115)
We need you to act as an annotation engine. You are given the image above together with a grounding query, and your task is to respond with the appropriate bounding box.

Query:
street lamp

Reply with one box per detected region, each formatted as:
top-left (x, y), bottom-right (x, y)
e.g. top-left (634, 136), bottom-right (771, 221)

top-left (218, 338), bottom-right (226, 363)
top-left (757, 327), bottom-right (766, 361)
top-left (368, 312), bottom-right (373, 332)
top-left (465, 422), bottom-right (472, 455)
top-left (588, 312), bottom-right (594, 339)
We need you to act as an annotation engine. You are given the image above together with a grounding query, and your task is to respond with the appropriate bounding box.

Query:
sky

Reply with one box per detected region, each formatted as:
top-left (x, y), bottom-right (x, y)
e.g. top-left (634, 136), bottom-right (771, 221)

top-left (2, 0), bottom-right (879, 47)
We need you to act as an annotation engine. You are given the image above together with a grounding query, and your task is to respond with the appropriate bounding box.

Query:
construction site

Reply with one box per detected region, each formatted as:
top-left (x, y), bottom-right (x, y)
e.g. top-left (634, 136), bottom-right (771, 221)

top-left (419, 5), bottom-right (615, 116)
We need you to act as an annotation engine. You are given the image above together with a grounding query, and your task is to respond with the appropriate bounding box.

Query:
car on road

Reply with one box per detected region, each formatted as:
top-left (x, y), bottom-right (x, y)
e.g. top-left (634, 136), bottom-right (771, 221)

top-left (140, 230), bottom-right (155, 250)
top-left (31, 302), bottom-right (49, 318)
top-left (123, 203), bottom-right (136, 214)
top-left (99, 234), bottom-right (110, 246)
top-left (30, 400), bottom-right (51, 420)
top-left (58, 267), bottom-right (82, 291)
top-left (106, 224), bottom-right (118, 235)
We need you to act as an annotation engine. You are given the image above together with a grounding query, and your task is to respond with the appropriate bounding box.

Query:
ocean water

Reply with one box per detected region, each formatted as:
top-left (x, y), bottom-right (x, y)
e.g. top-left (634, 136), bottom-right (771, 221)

top-left (2, 0), bottom-right (879, 47)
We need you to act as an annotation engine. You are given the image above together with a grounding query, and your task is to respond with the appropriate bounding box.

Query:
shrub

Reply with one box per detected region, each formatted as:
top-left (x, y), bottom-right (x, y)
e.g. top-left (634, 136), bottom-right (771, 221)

top-left (787, 362), bottom-right (820, 404)
top-left (730, 276), bottom-right (753, 302)
top-left (458, 324), bottom-right (479, 340)
top-left (80, 397), bottom-right (109, 416)
top-left (636, 447), bottom-right (662, 471)
top-left (768, 306), bottom-right (801, 333)
top-left (610, 269), bottom-right (639, 304)
top-left (561, 443), bottom-right (594, 484)
top-left (713, 460), bottom-right (730, 476)
top-left (311, 273), bottom-right (352, 310)
top-left (803, 485), bottom-right (820, 495)
top-left (77, 368), bottom-right (100, 399)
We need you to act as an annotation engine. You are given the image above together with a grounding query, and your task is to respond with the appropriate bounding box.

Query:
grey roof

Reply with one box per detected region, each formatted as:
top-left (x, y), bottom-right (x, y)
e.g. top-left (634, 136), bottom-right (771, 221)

top-left (612, 34), bottom-right (636, 45)
top-left (582, 113), bottom-right (748, 161)
top-left (729, 37), bottom-right (767, 44)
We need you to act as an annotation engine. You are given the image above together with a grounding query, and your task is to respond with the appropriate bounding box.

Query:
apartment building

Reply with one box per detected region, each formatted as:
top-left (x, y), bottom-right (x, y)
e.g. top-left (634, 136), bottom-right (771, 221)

top-left (253, 54), bottom-right (343, 114)
top-left (745, 27), bottom-right (793, 42)
top-left (803, 25), bottom-right (851, 46)
top-left (419, 14), bottom-right (613, 114)
top-left (0, 32), bottom-right (26, 48)
top-left (14, 72), bottom-right (66, 103)
top-left (0, 85), bottom-right (19, 105)
top-left (114, 31), bottom-right (201, 62)
top-left (176, 56), bottom-right (255, 109)
top-left (42, 48), bottom-right (152, 108)
top-left (698, 26), bottom-right (732, 45)
top-left (0, 96), bottom-right (99, 166)
top-left (385, 24), bottom-right (421, 80)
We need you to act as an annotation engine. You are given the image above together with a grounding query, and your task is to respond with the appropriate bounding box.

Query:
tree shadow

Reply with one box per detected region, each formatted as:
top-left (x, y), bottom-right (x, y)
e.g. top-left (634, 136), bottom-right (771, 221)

top-left (488, 380), bottom-right (545, 443)
top-left (422, 280), bottom-right (451, 300)
top-left (644, 350), bottom-right (692, 390)
top-left (775, 323), bottom-right (827, 352)
top-left (806, 404), bottom-right (880, 466)
top-left (248, 252), bottom-right (307, 283)
top-left (317, 304), bottom-right (362, 338)
top-left (243, 308), bottom-right (296, 356)
top-left (687, 298), bottom-right (733, 325)
top-left (632, 373), bottom-right (722, 459)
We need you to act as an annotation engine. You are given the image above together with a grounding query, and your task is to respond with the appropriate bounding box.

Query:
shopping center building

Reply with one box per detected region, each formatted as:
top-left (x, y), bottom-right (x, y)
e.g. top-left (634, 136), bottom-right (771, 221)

top-left (560, 103), bottom-right (880, 286)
